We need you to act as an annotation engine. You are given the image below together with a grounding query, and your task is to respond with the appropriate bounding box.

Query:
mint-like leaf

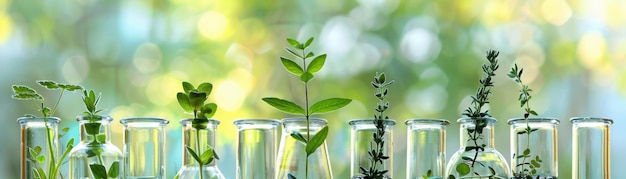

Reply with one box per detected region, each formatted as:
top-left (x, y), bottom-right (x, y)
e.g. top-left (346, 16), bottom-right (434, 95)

top-left (305, 126), bottom-right (328, 156)
top-left (307, 54), bottom-right (326, 73)
top-left (262, 97), bottom-right (305, 115)
top-left (281, 57), bottom-right (304, 75)
top-left (308, 98), bottom-right (352, 115)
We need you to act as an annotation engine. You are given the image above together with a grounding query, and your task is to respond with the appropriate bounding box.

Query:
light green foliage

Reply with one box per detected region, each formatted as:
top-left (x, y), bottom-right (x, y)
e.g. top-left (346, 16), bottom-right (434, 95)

top-left (12, 80), bottom-right (82, 179)
top-left (80, 89), bottom-right (120, 178)
top-left (262, 37), bottom-right (352, 179)
top-left (508, 64), bottom-right (543, 178)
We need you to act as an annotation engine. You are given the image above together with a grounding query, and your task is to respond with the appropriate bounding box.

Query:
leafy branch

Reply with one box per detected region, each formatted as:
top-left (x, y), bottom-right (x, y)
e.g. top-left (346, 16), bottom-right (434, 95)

top-left (80, 89), bottom-right (120, 179)
top-left (12, 80), bottom-right (82, 179)
top-left (508, 64), bottom-right (542, 178)
top-left (359, 72), bottom-right (393, 179)
top-left (176, 82), bottom-right (219, 179)
top-left (262, 37), bottom-right (351, 179)
top-left (452, 50), bottom-right (500, 178)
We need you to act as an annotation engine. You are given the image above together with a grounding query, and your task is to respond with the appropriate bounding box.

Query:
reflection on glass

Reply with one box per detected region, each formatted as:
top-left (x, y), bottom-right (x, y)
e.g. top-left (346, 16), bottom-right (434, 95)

top-left (276, 118), bottom-right (333, 179)
top-left (571, 117), bottom-right (613, 179)
top-left (405, 118), bottom-right (449, 179)
top-left (508, 117), bottom-right (559, 179)
top-left (234, 119), bottom-right (280, 179)
top-left (120, 117), bottom-right (169, 179)
top-left (349, 119), bottom-right (395, 179)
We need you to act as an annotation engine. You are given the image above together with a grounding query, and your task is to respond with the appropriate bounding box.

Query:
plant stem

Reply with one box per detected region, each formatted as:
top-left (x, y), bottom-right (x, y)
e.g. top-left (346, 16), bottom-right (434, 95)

top-left (303, 49), bottom-right (310, 179)
top-left (43, 114), bottom-right (58, 179)
top-left (196, 128), bottom-right (204, 179)
top-left (50, 89), bottom-right (66, 116)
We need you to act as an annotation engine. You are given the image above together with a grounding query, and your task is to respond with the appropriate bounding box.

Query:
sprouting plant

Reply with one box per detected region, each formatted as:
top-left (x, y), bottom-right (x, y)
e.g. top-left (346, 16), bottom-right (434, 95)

top-left (508, 64), bottom-right (542, 178)
top-left (176, 82), bottom-right (219, 179)
top-left (80, 89), bottom-right (120, 179)
top-left (450, 50), bottom-right (500, 179)
top-left (262, 37), bottom-right (352, 179)
top-left (359, 72), bottom-right (393, 179)
top-left (12, 80), bottom-right (83, 179)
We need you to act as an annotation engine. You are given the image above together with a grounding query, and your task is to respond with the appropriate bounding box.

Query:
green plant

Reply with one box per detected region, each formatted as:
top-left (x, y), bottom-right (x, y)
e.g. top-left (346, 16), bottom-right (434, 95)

top-left (12, 80), bottom-right (82, 179)
top-left (262, 37), bottom-right (352, 179)
top-left (176, 82), bottom-right (219, 179)
top-left (80, 89), bottom-right (120, 179)
top-left (359, 72), bottom-right (393, 179)
top-left (507, 64), bottom-right (542, 178)
top-left (450, 50), bottom-right (500, 179)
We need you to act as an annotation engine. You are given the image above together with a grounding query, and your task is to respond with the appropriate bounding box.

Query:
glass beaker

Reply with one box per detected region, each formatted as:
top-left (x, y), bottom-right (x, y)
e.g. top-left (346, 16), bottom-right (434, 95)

top-left (508, 117), bottom-right (559, 179)
top-left (18, 117), bottom-right (61, 179)
top-left (234, 119), bottom-right (280, 179)
top-left (175, 118), bottom-right (225, 179)
top-left (276, 117), bottom-right (333, 179)
top-left (69, 115), bottom-right (124, 179)
top-left (405, 118), bottom-right (449, 179)
top-left (120, 117), bottom-right (169, 179)
top-left (348, 119), bottom-right (395, 179)
top-left (571, 117), bottom-right (613, 179)
top-left (445, 117), bottom-right (510, 179)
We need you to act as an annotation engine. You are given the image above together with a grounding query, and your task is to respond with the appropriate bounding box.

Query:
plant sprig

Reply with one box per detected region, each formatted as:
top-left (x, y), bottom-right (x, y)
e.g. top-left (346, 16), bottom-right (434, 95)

top-left (452, 50), bottom-right (500, 178)
top-left (176, 82), bottom-right (219, 179)
top-left (359, 72), bottom-right (393, 179)
top-left (12, 80), bottom-right (82, 179)
top-left (263, 37), bottom-right (352, 179)
top-left (508, 64), bottom-right (543, 178)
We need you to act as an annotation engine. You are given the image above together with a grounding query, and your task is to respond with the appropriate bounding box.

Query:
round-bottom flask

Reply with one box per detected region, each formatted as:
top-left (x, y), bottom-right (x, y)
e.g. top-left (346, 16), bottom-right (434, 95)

top-left (69, 116), bottom-right (123, 179)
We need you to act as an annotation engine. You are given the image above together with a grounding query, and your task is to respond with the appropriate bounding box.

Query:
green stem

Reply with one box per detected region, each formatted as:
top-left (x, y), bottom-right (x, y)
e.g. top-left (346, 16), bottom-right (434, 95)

top-left (50, 89), bottom-right (66, 116)
top-left (303, 49), bottom-right (310, 179)
top-left (196, 128), bottom-right (204, 179)
top-left (43, 114), bottom-right (58, 179)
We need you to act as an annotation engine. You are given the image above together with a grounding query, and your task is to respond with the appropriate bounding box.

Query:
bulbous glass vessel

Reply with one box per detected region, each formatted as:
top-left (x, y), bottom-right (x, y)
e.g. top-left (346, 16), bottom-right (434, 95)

top-left (276, 118), bottom-right (333, 179)
top-left (445, 117), bottom-right (510, 179)
top-left (69, 115), bottom-right (123, 179)
top-left (175, 118), bottom-right (225, 179)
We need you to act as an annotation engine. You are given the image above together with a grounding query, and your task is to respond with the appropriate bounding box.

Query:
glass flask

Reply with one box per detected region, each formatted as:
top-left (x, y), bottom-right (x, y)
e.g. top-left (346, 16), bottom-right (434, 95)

top-left (349, 119), bottom-right (396, 179)
top-left (405, 118), bottom-right (449, 179)
top-left (276, 117), bottom-right (333, 179)
top-left (571, 117), bottom-right (613, 179)
top-left (69, 115), bottom-right (124, 179)
top-left (234, 119), bottom-right (280, 179)
top-left (18, 117), bottom-right (61, 179)
top-left (175, 118), bottom-right (226, 179)
top-left (508, 117), bottom-right (559, 179)
top-left (445, 117), bottom-right (510, 179)
top-left (120, 117), bottom-right (169, 179)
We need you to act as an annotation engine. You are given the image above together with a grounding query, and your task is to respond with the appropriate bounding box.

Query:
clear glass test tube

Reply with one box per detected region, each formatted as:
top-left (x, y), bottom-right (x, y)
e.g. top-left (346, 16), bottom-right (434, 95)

top-left (234, 119), bottom-right (280, 179)
top-left (405, 118), bottom-right (449, 179)
top-left (120, 117), bottom-right (169, 179)
top-left (571, 117), bottom-right (613, 179)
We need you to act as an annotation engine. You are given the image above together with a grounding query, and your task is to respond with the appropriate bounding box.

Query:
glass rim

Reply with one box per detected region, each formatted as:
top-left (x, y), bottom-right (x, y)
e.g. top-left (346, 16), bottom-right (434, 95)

top-left (507, 117), bottom-right (560, 125)
top-left (569, 117), bottom-right (614, 124)
top-left (233, 118), bottom-right (280, 126)
top-left (457, 116), bottom-right (497, 123)
top-left (76, 115), bottom-right (113, 122)
top-left (180, 118), bottom-right (220, 125)
top-left (119, 117), bottom-right (169, 125)
top-left (348, 119), bottom-right (396, 126)
top-left (17, 116), bottom-right (61, 123)
top-left (281, 117), bottom-right (327, 125)
top-left (405, 118), bottom-right (450, 125)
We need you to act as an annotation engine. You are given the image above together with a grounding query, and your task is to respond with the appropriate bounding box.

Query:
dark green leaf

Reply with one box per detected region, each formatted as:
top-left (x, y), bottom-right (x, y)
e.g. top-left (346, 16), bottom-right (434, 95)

top-left (286, 38), bottom-right (300, 48)
top-left (186, 146), bottom-right (201, 163)
top-left (307, 54), bottom-right (326, 73)
top-left (12, 85), bottom-right (37, 94)
top-left (34, 146), bottom-right (42, 154)
top-left (89, 164), bottom-right (107, 179)
top-left (290, 132), bottom-right (307, 144)
top-left (201, 103), bottom-right (218, 118)
top-left (182, 82), bottom-right (194, 94)
top-left (280, 57), bottom-right (304, 75)
top-left (529, 110), bottom-right (538, 116)
top-left (37, 80), bottom-right (59, 89)
top-left (85, 123), bottom-right (101, 135)
top-left (456, 163), bottom-right (470, 176)
top-left (305, 126), bottom-right (328, 156)
top-left (531, 160), bottom-right (540, 168)
top-left (198, 83), bottom-right (213, 96)
top-left (262, 97), bottom-right (305, 115)
top-left (12, 93), bottom-right (43, 101)
top-left (108, 161), bottom-right (119, 177)
top-left (308, 98), bottom-right (352, 115)
top-left (448, 175), bottom-right (456, 179)
top-left (300, 72), bottom-right (313, 82)
top-left (523, 148), bottom-right (530, 155)
top-left (189, 91), bottom-right (207, 108)
top-left (177, 92), bottom-right (193, 112)
top-left (58, 84), bottom-right (83, 91)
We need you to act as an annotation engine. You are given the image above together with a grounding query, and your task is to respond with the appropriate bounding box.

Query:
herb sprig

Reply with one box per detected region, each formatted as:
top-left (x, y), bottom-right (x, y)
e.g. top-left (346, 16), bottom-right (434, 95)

top-left (508, 64), bottom-right (542, 178)
top-left (360, 72), bottom-right (393, 179)
top-left (452, 50), bottom-right (500, 178)
top-left (12, 80), bottom-right (82, 179)
top-left (176, 82), bottom-right (219, 179)
top-left (263, 37), bottom-right (352, 179)
top-left (80, 89), bottom-right (121, 179)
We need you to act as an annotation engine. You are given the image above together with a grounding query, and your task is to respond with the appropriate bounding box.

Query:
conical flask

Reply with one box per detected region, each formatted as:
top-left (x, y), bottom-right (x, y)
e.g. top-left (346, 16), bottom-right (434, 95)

top-left (276, 117), bottom-right (332, 179)
top-left (68, 115), bottom-right (123, 179)
top-left (234, 119), bottom-right (280, 179)
top-left (445, 117), bottom-right (510, 179)
top-left (571, 117), bottom-right (613, 179)
top-left (508, 117), bottom-right (559, 179)
top-left (406, 118), bottom-right (449, 179)
top-left (175, 118), bottom-right (225, 179)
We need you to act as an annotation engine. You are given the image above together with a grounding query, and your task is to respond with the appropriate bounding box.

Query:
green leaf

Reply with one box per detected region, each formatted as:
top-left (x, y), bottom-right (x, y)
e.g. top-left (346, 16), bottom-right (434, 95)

top-left (304, 37), bottom-right (314, 48)
top-left (456, 163), bottom-right (470, 176)
top-left (89, 164), bottom-right (107, 179)
top-left (189, 91), bottom-right (207, 108)
top-left (37, 80), bottom-right (59, 89)
top-left (85, 123), bottom-right (101, 135)
top-left (182, 82), bottom-right (194, 94)
top-left (34, 146), bottom-right (42, 154)
top-left (12, 85), bottom-right (37, 94)
top-left (308, 98), bottom-right (352, 115)
top-left (12, 93), bottom-right (44, 101)
top-left (280, 57), bottom-right (304, 75)
top-left (529, 110), bottom-right (538, 116)
top-left (305, 126), bottom-right (328, 156)
top-left (198, 83), bottom-right (213, 96)
top-left (307, 54), bottom-right (326, 73)
top-left (96, 134), bottom-right (106, 143)
top-left (531, 160), bottom-right (541, 168)
top-left (200, 147), bottom-right (215, 165)
top-left (448, 175), bottom-right (456, 179)
top-left (58, 84), bottom-right (83, 91)
top-left (177, 92), bottom-right (193, 112)
top-left (300, 72), bottom-right (313, 82)
top-left (186, 146), bottom-right (202, 163)
top-left (290, 131), bottom-right (307, 144)
top-left (262, 97), bottom-right (305, 115)
top-left (523, 148), bottom-right (530, 155)
top-left (201, 103), bottom-right (218, 118)
top-left (35, 155), bottom-right (45, 163)
top-left (286, 38), bottom-right (300, 48)
top-left (108, 161), bottom-right (119, 177)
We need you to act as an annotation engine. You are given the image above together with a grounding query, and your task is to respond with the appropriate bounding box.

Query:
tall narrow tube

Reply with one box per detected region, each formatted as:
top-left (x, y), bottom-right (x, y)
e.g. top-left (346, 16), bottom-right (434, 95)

top-left (120, 117), bottom-right (169, 179)
top-left (571, 117), bottom-right (613, 179)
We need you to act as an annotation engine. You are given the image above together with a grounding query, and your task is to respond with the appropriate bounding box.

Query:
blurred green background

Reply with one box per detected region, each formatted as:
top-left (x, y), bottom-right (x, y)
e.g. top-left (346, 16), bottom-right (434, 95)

top-left (1, 0), bottom-right (624, 178)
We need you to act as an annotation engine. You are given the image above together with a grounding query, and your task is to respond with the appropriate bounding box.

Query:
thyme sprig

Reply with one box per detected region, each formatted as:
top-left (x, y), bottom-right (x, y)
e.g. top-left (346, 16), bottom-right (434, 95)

top-left (360, 72), bottom-right (394, 179)
top-left (508, 64), bottom-right (542, 178)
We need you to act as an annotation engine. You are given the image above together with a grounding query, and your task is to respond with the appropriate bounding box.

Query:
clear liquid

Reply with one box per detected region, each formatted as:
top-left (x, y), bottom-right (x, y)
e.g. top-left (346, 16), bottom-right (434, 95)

top-left (351, 128), bottom-right (392, 178)
top-left (406, 127), bottom-right (445, 178)
top-left (572, 123), bottom-right (610, 178)
top-left (510, 125), bottom-right (557, 177)
top-left (237, 128), bottom-right (276, 179)
top-left (20, 121), bottom-right (59, 179)
top-left (124, 127), bottom-right (164, 178)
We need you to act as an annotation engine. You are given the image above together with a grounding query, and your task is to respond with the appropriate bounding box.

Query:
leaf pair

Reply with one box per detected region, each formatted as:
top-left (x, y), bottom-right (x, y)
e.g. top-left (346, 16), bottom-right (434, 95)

top-left (262, 97), bottom-right (352, 116)
top-left (82, 89), bottom-right (103, 117)
top-left (281, 54), bottom-right (326, 83)
top-left (186, 146), bottom-right (219, 165)
top-left (89, 162), bottom-right (119, 179)
top-left (177, 82), bottom-right (217, 119)
top-left (289, 126), bottom-right (328, 157)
